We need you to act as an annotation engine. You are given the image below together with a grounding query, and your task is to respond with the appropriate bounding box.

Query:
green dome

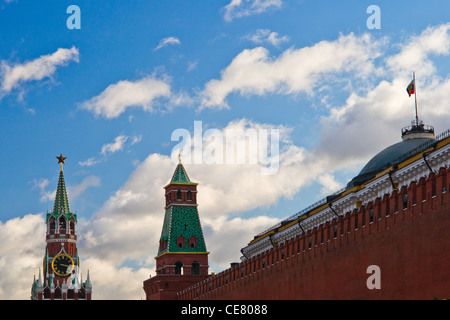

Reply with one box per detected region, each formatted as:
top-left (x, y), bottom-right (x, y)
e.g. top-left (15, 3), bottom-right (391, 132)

top-left (358, 138), bottom-right (431, 176)
top-left (347, 122), bottom-right (435, 188)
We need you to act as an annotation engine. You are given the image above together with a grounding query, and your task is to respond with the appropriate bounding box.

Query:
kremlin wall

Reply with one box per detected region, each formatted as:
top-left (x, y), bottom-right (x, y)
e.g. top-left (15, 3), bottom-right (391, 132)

top-left (172, 122), bottom-right (450, 300)
top-left (178, 166), bottom-right (450, 299)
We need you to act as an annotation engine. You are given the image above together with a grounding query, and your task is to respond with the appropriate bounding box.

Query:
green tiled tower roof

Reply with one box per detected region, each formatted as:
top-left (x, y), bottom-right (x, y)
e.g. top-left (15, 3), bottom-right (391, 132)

top-left (170, 162), bottom-right (191, 183)
top-left (53, 168), bottom-right (70, 215)
top-left (46, 154), bottom-right (76, 222)
top-left (157, 206), bottom-right (207, 256)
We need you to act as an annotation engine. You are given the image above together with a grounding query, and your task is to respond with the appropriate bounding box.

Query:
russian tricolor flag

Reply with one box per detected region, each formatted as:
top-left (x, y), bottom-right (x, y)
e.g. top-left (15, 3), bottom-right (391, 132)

top-left (406, 79), bottom-right (415, 97)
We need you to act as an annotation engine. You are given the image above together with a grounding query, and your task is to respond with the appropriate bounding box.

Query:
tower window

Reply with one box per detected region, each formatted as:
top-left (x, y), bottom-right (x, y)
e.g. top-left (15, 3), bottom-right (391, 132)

top-left (192, 262), bottom-right (200, 275)
top-left (59, 217), bottom-right (66, 232)
top-left (177, 235), bottom-right (185, 248)
top-left (189, 236), bottom-right (198, 248)
top-left (187, 190), bottom-right (192, 201)
top-left (177, 190), bottom-right (182, 200)
top-left (49, 217), bottom-right (56, 234)
top-left (69, 218), bottom-right (75, 234)
top-left (175, 261), bottom-right (183, 275)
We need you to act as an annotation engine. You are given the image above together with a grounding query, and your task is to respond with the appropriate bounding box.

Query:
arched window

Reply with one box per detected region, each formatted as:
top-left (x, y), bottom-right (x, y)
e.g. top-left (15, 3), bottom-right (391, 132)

top-left (67, 289), bottom-right (75, 299)
top-left (69, 218), bottom-right (75, 235)
top-left (59, 217), bottom-right (66, 233)
top-left (54, 287), bottom-right (62, 299)
top-left (187, 190), bottom-right (192, 201)
top-left (175, 261), bottom-right (183, 275)
top-left (189, 236), bottom-right (198, 248)
top-left (49, 217), bottom-right (56, 234)
top-left (192, 262), bottom-right (200, 275)
top-left (43, 287), bottom-right (51, 299)
top-left (177, 190), bottom-right (182, 200)
top-left (177, 235), bottom-right (185, 248)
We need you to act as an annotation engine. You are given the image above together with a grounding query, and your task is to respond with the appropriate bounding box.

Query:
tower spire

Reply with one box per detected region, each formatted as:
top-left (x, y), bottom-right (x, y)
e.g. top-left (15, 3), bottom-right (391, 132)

top-left (170, 160), bottom-right (192, 184)
top-left (53, 154), bottom-right (70, 216)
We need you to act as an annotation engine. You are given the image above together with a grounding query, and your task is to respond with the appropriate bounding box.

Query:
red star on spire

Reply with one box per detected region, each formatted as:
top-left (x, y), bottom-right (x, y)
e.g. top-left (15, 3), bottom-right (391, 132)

top-left (56, 153), bottom-right (67, 165)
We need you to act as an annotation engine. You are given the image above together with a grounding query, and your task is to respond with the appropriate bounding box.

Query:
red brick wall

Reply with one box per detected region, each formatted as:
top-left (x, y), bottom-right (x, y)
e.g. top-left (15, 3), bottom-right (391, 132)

top-left (144, 274), bottom-right (211, 300)
top-left (179, 167), bottom-right (450, 300)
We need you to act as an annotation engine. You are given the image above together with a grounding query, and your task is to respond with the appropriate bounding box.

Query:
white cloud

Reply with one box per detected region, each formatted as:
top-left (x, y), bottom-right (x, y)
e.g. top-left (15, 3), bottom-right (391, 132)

top-left (223, 0), bottom-right (282, 22)
top-left (130, 135), bottom-right (142, 145)
top-left (187, 60), bottom-right (198, 72)
top-left (68, 176), bottom-right (101, 200)
top-left (79, 157), bottom-right (100, 167)
top-left (244, 29), bottom-right (289, 46)
top-left (101, 135), bottom-right (128, 155)
top-left (0, 214), bottom-right (46, 300)
top-left (0, 47), bottom-right (79, 97)
top-left (80, 135), bottom-right (142, 167)
top-left (80, 76), bottom-right (171, 119)
top-left (199, 33), bottom-right (384, 110)
top-left (80, 257), bottom-right (152, 300)
top-left (32, 178), bottom-right (54, 202)
top-left (316, 23), bottom-right (450, 170)
top-left (154, 37), bottom-right (181, 51)
top-left (317, 173), bottom-right (343, 196)
top-left (386, 23), bottom-right (450, 77)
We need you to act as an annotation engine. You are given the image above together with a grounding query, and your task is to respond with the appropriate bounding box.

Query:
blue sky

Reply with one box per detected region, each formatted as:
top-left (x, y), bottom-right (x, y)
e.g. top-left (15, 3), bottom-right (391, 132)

top-left (2, 0), bottom-right (450, 299)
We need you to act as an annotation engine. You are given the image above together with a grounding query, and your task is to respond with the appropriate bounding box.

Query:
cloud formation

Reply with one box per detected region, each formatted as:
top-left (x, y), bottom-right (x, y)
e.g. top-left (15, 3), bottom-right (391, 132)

top-left (80, 76), bottom-right (171, 119)
top-left (317, 23), bottom-right (450, 167)
top-left (244, 29), bottom-right (289, 46)
top-left (154, 37), bottom-right (181, 51)
top-left (0, 214), bottom-right (46, 299)
top-left (101, 135), bottom-right (128, 155)
top-left (199, 33), bottom-right (383, 110)
top-left (0, 47), bottom-right (79, 98)
top-left (223, 0), bottom-right (282, 22)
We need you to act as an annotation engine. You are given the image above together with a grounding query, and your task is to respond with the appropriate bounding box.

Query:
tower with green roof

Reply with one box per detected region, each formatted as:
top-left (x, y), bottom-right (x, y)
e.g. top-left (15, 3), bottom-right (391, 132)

top-left (143, 157), bottom-right (210, 300)
top-left (31, 154), bottom-right (92, 300)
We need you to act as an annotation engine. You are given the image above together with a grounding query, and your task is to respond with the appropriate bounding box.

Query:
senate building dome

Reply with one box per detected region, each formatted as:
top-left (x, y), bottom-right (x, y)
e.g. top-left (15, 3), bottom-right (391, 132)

top-left (347, 120), bottom-right (435, 189)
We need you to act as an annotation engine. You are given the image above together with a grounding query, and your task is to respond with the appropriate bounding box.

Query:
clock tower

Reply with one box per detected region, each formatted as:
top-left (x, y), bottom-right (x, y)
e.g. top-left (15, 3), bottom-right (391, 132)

top-left (143, 157), bottom-right (210, 300)
top-left (31, 154), bottom-right (92, 300)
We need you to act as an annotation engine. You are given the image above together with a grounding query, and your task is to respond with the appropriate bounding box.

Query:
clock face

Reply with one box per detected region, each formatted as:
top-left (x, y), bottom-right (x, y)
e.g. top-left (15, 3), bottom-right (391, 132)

top-left (52, 253), bottom-right (74, 277)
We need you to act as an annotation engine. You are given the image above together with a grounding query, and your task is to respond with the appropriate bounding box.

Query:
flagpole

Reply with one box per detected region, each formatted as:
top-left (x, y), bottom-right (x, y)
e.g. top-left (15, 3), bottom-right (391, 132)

top-left (413, 72), bottom-right (419, 126)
